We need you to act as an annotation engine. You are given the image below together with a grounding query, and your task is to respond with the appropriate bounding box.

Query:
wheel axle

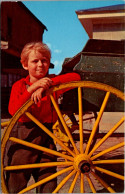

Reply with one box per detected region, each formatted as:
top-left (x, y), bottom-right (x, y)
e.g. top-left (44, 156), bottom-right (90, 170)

top-left (74, 154), bottom-right (92, 173)
top-left (79, 162), bottom-right (91, 173)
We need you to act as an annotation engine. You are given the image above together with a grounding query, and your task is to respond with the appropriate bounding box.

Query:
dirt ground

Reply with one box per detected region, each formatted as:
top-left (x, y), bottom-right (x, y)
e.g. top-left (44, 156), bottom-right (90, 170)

top-left (1, 112), bottom-right (124, 193)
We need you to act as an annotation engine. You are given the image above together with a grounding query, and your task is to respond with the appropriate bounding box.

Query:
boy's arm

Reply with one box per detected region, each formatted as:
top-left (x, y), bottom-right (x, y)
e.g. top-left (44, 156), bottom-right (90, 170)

top-left (27, 77), bottom-right (53, 104)
top-left (8, 77), bottom-right (53, 115)
top-left (51, 73), bottom-right (81, 86)
top-left (27, 77), bottom-right (52, 94)
top-left (51, 72), bottom-right (81, 96)
top-left (8, 73), bottom-right (80, 115)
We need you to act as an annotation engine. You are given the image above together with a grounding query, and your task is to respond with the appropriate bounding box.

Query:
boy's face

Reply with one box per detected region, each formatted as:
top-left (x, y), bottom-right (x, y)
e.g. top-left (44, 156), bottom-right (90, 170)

top-left (24, 50), bottom-right (50, 83)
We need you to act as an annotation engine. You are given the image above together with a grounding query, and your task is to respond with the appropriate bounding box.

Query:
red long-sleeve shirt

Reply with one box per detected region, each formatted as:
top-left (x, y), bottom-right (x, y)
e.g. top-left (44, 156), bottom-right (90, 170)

top-left (8, 73), bottom-right (81, 123)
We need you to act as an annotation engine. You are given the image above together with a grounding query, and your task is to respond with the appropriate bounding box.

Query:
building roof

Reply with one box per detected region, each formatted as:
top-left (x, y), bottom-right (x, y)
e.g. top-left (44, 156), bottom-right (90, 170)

top-left (76, 4), bottom-right (125, 39)
top-left (76, 4), bottom-right (125, 15)
top-left (20, 2), bottom-right (47, 31)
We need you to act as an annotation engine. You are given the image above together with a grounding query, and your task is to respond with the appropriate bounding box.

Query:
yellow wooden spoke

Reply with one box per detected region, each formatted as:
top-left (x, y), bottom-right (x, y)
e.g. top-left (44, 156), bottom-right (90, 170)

top-left (80, 173), bottom-right (84, 193)
top-left (91, 142), bottom-right (125, 161)
top-left (25, 111), bottom-right (76, 157)
top-left (78, 87), bottom-right (84, 154)
top-left (86, 174), bottom-right (96, 193)
top-left (18, 166), bottom-right (74, 194)
top-left (66, 122), bottom-right (73, 125)
top-left (68, 171), bottom-right (80, 193)
top-left (91, 171), bottom-right (115, 193)
top-left (94, 166), bottom-right (124, 180)
top-left (50, 94), bottom-right (79, 155)
top-left (93, 159), bottom-right (125, 165)
top-left (1, 120), bottom-right (10, 128)
top-left (89, 116), bottom-right (125, 157)
top-left (52, 169), bottom-right (76, 193)
top-left (85, 92), bottom-right (110, 154)
top-left (4, 161), bottom-right (73, 171)
top-left (9, 137), bottom-right (74, 161)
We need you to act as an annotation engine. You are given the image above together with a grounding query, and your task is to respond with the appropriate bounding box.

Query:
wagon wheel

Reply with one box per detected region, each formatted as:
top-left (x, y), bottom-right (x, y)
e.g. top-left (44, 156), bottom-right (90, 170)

top-left (1, 81), bottom-right (125, 193)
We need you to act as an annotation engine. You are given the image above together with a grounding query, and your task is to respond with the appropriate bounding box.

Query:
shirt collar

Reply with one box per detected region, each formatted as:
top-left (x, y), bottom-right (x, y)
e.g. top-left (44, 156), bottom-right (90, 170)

top-left (25, 75), bottom-right (32, 86)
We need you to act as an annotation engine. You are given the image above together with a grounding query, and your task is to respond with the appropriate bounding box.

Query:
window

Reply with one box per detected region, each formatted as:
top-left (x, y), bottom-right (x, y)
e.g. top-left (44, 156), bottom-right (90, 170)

top-left (1, 74), bottom-right (8, 87)
top-left (1, 73), bottom-right (21, 87)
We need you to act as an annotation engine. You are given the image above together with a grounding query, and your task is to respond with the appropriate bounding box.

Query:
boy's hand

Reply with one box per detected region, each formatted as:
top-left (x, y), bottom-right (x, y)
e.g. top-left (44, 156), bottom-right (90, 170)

top-left (31, 88), bottom-right (44, 104)
top-left (30, 77), bottom-right (53, 104)
top-left (34, 77), bottom-right (53, 90)
top-left (27, 77), bottom-right (53, 94)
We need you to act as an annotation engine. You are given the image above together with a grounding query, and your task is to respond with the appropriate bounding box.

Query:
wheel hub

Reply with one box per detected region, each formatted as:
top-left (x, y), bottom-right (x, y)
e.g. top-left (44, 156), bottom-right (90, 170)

top-left (79, 161), bottom-right (91, 173)
top-left (74, 154), bottom-right (92, 173)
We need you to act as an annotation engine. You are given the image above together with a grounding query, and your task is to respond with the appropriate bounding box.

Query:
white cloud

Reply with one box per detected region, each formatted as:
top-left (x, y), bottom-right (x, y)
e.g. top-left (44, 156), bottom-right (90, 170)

top-left (53, 60), bottom-right (63, 67)
top-left (46, 42), bottom-right (62, 54)
top-left (54, 49), bottom-right (62, 54)
top-left (46, 43), bottom-right (62, 54)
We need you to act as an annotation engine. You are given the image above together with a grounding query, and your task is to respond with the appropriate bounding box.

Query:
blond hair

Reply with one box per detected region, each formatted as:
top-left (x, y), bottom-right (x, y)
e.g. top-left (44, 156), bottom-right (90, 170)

top-left (20, 42), bottom-right (51, 66)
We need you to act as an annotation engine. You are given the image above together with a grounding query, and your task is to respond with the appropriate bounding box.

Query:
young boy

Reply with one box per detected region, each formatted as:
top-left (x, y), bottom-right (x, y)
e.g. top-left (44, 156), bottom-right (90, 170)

top-left (6, 42), bottom-right (81, 193)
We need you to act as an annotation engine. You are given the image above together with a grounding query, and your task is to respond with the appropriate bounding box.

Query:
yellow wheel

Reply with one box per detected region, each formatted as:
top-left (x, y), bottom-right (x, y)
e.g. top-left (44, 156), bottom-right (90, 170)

top-left (1, 81), bottom-right (125, 193)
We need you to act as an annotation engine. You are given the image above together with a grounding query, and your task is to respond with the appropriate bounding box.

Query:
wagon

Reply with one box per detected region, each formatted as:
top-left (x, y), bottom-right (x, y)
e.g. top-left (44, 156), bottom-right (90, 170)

top-left (1, 39), bottom-right (125, 193)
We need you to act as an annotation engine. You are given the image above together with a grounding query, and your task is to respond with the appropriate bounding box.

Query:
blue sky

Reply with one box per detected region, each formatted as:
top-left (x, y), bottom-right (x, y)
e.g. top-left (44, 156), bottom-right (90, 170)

top-left (23, 0), bottom-right (124, 75)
